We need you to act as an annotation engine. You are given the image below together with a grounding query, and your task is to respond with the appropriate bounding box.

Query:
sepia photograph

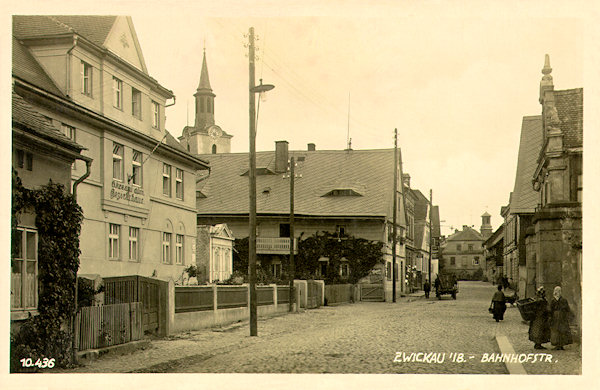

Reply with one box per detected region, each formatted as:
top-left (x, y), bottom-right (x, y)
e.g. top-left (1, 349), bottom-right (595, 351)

top-left (2, 1), bottom-right (599, 389)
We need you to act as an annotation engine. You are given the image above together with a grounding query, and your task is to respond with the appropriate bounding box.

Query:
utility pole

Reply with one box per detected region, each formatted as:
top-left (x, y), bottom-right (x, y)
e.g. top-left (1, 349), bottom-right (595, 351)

top-left (248, 27), bottom-right (258, 336)
top-left (398, 141), bottom-right (408, 294)
top-left (289, 156), bottom-right (295, 312)
top-left (392, 129), bottom-right (398, 302)
top-left (429, 189), bottom-right (433, 284)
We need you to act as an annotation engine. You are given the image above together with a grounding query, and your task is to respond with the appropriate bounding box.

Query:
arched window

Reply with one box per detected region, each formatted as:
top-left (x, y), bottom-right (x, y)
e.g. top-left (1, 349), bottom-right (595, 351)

top-left (212, 144), bottom-right (217, 154)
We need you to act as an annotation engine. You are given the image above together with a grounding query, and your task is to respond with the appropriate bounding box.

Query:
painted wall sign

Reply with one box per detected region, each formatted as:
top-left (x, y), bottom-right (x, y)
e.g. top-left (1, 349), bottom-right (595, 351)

top-left (110, 180), bottom-right (145, 204)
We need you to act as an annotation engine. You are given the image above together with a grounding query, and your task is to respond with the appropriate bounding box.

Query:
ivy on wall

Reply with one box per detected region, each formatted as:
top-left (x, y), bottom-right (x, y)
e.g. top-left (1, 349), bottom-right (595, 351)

top-left (11, 170), bottom-right (83, 371)
top-left (231, 232), bottom-right (384, 285)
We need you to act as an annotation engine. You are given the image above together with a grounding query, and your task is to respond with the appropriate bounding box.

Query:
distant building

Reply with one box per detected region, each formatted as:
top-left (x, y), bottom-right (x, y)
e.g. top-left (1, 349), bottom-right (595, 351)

top-left (483, 224), bottom-right (504, 284)
top-left (440, 219), bottom-right (486, 280)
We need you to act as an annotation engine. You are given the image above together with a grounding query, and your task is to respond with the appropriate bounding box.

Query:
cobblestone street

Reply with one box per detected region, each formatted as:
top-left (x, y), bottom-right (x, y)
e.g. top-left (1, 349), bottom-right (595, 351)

top-left (62, 281), bottom-right (581, 375)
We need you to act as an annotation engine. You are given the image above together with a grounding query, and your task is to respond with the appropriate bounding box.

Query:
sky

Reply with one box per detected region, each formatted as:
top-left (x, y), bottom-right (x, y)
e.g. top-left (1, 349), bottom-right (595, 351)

top-left (124, 5), bottom-right (585, 237)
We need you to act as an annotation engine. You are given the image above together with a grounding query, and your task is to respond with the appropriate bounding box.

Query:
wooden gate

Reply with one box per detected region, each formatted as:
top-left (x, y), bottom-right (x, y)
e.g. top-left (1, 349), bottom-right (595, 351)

top-left (360, 284), bottom-right (384, 302)
top-left (306, 280), bottom-right (322, 309)
top-left (104, 276), bottom-right (164, 335)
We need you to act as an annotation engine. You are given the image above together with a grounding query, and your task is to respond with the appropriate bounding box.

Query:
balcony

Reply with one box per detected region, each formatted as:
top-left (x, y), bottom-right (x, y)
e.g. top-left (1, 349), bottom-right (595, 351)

top-left (256, 237), bottom-right (298, 255)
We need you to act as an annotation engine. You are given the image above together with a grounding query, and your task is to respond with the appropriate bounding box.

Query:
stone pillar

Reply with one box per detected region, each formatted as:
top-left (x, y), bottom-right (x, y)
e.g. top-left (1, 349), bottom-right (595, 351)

top-left (166, 278), bottom-right (175, 336)
top-left (270, 283), bottom-right (278, 309)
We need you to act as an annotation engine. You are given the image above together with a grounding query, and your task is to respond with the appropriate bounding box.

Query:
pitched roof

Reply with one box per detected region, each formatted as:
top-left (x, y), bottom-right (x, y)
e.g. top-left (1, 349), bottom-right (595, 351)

top-left (446, 226), bottom-right (483, 242)
top-left (196, 148), bottom-right (404, 221)
top-left (412, 189), bottom-right (429, 220)
top-left (555, 88), bottom-right (583, 149)
top-left (12, 91), bottom-right (85, 152)
top-left (12, 37), bottom-right (64, 97)
top-left (431, 205), bottom-right (440, 237)
top-left (510, 115), bottom-right (543, 214)
top-left (13, 15), bottom-right (117, 48)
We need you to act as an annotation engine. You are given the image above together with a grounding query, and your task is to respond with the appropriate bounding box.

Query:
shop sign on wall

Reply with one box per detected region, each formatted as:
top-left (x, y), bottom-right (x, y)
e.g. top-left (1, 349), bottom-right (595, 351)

top-left (110, 180), bottom-right (144, 204)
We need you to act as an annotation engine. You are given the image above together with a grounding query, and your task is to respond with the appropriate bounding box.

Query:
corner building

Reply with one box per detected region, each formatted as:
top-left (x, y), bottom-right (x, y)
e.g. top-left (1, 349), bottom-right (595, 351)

top-left (12, 16), bottom-right (209, 281)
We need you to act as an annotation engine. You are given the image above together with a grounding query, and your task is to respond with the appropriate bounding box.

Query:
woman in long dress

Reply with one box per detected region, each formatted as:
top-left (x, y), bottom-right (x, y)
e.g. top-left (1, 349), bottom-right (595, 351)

top-left (550, 286), bottom-right (573, 350)
top-left (528, 286), bottom-right (550, 349)
top-left (491, 285), bottom-right (506, 322)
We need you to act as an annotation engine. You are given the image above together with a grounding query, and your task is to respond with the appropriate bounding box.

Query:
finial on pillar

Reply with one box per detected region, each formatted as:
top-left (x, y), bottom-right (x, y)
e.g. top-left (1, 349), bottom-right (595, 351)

top-left (542, 54), bottom-right (552, 76)
top-left (539, 54), bottom-right (554, 104)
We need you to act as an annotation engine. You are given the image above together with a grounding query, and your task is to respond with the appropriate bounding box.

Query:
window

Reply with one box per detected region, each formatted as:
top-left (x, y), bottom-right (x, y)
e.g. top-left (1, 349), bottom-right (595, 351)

top-left (462, 257), bottom-right (468, 267)
top-left (340, 262), bottom-right (349, 278)
top-left (26, 152), bottom-right (33, 171)
top-left (457, 244), bottom-right (462, 251)
top-left (132, 88), bottom-right (141, 119)
top-left (61, 123), bottom-right (76, 141)
top-left (450, 257), bottom-right (456, 266)
top-left (318, 260), bottom-right (328, 277)
top-left (279, 223), bottom-right (290, 238)
top-left (473, 257), bottom-right (480, 266)
top-left (16, 150), bottom-right (24, 168)
top-left (113, 143), bottom-right (124, 181)
top-left (212, 144), bottom-right (217, 154)
top-left (175, 234), bottom-right (184, 265)
top-left (386, 261), bottom-right (392, 281)
top-left (132, 150), bottom-right (142, 186)
top-left (271, 262), bottom-right (282, 278)
top-left (128, 227), bottom-right (139, 261)
top-left (468, 244), bottom-right (474, 251)
top-left (11, 228), bottom-right (37, 310)
top-left (152, 101), bottom-right (160, 129)
top-left (113, 77), bottom-right (123, 109)
top-left (336, 225), bottom-right (346, 237)
top-left (162, 164), bottom-right (171, 196)
top-left (175, 168), bottom-right (184, 200)
top-left (109, 224), bottom-right (120, 260)
top-left (162, 232), bottom-right (172, 264)
top-left (81, 61), bottom-right (92, 95)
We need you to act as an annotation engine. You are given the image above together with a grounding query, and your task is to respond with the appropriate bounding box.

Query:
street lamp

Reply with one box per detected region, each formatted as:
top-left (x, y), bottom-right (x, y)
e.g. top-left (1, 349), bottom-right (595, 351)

top-left (248, 27), bottom-right (274, 336)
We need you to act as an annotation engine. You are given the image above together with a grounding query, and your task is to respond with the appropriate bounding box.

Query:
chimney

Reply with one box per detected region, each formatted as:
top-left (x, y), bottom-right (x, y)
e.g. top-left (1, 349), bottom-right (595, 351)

top-left (275, 141), bottom-right (289, 173)
top-left (402, 173), bottom-right (411, 188)
top-left (307, 143), bottom-right (316, 151)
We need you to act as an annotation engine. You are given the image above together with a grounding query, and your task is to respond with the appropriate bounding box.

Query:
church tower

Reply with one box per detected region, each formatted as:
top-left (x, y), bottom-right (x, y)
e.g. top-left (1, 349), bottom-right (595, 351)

top-left (480, 211), bottom-right (493, 239)
top-left (194, 49), bottom-right (215, 129)
top-left (179, 49), bottom-right (232, 154)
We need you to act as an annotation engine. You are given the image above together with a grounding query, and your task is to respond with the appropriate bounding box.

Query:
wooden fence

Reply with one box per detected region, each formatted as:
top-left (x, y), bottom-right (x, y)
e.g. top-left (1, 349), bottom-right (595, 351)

top-left (324, 284), bottom-right (354, 305)
top-left (75, 302), bottom-right (143, 351)
top-left (174, 285), bottom-right (290, 313)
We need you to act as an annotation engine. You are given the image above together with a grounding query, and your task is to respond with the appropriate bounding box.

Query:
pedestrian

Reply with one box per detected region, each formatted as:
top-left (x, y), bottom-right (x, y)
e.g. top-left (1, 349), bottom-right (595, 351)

top-left (423, 281), bottom-right (431, 299)
top-left (549, 286), bottom-right (573, 350)
top-left (502, 276), bottom-right (510, 290)
top-left (434, 277), bottom-right (441, 298)
top-left (528, 286), bottom-right (550, 349)
top-left (490, 285), bottom-right (506, 322)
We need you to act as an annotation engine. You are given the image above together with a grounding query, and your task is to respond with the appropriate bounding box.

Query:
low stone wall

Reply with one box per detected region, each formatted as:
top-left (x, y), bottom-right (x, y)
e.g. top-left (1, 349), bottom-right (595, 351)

top-left (173, 302), bottom-right (293, 333)
top-left (169, 283), bottom-right (299, 334)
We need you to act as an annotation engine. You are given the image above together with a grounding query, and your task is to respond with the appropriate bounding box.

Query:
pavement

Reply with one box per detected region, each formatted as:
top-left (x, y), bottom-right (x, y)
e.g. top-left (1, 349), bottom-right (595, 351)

top-left (54, 282), bottom-right (581, 375)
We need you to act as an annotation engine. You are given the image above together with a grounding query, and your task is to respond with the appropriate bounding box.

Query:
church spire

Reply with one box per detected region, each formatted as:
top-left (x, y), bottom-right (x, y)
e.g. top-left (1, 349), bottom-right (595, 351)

top-left (194, 48), bottom-right (216, 129)
top-left (197, 48), bottom-right (212, 92)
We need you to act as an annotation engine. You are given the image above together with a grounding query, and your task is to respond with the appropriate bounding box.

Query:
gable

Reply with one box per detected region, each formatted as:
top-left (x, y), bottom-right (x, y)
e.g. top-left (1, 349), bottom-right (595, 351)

top-left (103, 16), bottom-right (147, 73)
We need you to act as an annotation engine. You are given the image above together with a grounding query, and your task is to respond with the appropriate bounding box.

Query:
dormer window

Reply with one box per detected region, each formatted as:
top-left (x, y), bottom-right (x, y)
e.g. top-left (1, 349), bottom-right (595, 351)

top-left (322, 189), bottom-right (362, 197)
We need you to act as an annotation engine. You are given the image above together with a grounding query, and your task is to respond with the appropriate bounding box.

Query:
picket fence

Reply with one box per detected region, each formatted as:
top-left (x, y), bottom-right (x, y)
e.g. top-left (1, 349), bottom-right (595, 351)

top-left (75, 302), bottom-right (143, 351)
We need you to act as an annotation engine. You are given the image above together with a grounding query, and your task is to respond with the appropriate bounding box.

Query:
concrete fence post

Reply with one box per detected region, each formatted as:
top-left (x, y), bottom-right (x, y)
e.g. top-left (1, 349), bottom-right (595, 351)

top-left (167, 278), bottom-right (175, 336)
top-left (270, 284), bottom-right (278, 309)
top-left (212, 284), bottom-right (218, 311)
